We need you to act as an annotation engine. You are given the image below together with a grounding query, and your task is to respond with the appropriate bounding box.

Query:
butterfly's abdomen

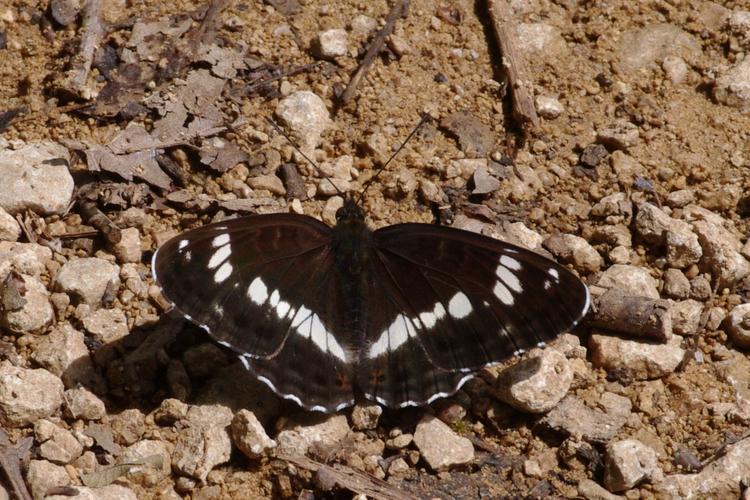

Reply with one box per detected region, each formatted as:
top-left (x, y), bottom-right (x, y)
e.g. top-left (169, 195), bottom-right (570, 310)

top-left (330, 218), bottom-right (375, 352)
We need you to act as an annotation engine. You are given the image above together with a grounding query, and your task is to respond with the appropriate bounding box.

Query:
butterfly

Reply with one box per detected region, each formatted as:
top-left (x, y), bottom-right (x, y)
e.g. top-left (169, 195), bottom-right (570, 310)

top-left (152, 121), bottom-right (590, 412)
top-left (152, 202), bottom-right (590, 412)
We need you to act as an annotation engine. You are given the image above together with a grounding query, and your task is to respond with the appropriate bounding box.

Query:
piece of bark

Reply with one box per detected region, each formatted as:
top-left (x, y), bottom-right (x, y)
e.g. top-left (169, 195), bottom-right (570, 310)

top-left (0, 429), bottom-right (33, 500)
top-left (588, 289), bottom-right (672, 341)
top-left (277, 163), bottom-right (306, 199)
top-left (487, 0), bottom-right (539, 131)
top-left (156, 153), bottom-right (189, 187)
top-left (338, 0), bottom-right (410, 105)
top-left (277, 453), bottom-right (417, 500)
top-left (65, 0), bottom-right (105, 97)
top-left (79, 200), bottom-right (122, 244)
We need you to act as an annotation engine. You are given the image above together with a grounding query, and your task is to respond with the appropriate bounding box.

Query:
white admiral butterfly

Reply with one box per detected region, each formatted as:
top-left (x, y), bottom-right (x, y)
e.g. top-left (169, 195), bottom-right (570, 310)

top-left (152, 121), bottom-right (590, 412)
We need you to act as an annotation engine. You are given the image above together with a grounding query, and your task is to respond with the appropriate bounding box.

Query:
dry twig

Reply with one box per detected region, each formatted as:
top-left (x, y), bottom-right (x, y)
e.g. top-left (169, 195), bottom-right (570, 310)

top-left (65, 0), bottom-right (105, 97)
top-left (487, 0), bottom-right (539, 131)
top-left (338, 0), bottom-right (410, 105)
top-left (0, 429), bottom-right (33, 500)
top-left (79, 200), bottom-right (122, 244)
top-left (277, 453), bottom-right (417, 500)
top-left (588, 290), bottom-right (672, 341)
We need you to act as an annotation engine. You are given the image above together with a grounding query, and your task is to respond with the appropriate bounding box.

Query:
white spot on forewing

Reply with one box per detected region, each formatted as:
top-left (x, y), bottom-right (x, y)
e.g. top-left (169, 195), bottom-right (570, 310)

top-left (291, 306), bottom-right (312, 328)
top-left (269, 289), bottom-right (280, 307)
top-left (549, 268), bottom-right (560, 281)
top-left (448, 292), bottom-right (472, 319)
top-left (276, 301), bottom-right (291, 319)
top-left (543, 280), bottom-right (551, 290)
top-left (368, 315), bottom-right (416, 358)
top-left (496, 264), bottom-right (522, 293)
top-left (291, 307), bottom-right (348, 362)
top-left (178, 239), bottom-right (188, 250)
top-left (434, 302), bottom-right (446, 319)
top-left (208, 243), bottom-right (231, 269)
top-left (500, 255), bottom-right (522, 270)
top-left (184, 251), bottom-right (192, 262)
top-left (493, 281), bottom-right (514, 305)
top-left (247, 277), bottom-right (268, 305)
top-left (417, 302), bottom-right (447, 329)
top-left (212, 234), bottom-right (230, 247)
top-left (214, 262), bottom-right (232, 283)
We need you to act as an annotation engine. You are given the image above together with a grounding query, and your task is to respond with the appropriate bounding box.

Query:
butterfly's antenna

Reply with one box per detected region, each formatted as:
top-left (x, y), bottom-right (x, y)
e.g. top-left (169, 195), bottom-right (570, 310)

top-left (265, 117), bottom-right (343, 197)
top-left (356, 114), bottom-right (429, 205)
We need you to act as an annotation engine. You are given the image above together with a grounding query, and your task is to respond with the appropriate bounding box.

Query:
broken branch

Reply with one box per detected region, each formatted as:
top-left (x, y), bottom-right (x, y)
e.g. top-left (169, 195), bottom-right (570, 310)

top-left (487, 0), bottom-right (539, 131)
top-left (338, 0), bottom-right (410, 105)
top-left (277, 453), bottom-right (417, 500)
top-left (79, 200), bottom-right (122, 244)
top-left (588, 290), bottom-right (672, 341)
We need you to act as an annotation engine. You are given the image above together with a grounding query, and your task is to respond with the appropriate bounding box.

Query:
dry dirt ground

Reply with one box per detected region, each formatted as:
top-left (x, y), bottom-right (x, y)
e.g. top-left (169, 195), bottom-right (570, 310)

top-left (2, 0), bottom-right (750, 498)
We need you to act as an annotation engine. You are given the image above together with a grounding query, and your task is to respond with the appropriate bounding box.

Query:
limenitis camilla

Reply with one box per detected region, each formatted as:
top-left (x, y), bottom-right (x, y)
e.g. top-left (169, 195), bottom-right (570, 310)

top-left (152, 122), bottom-right (590, 413)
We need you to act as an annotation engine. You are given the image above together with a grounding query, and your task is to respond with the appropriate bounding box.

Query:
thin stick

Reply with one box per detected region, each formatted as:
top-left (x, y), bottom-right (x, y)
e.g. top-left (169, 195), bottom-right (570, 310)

top-left (588, 290), bottom-right (672, 341)
top-left (276, 453), bottom-right (417, 500)
top-left (66, 0), bottom-right (105, 96)
top-left (487, 0), bottom-right (539, 131)
top-left (339, 0), bottom-right (410, 105)
top-left (242, 62), bottom-right (321, 96)
top-left (0, 429), bottom-right (33, 500)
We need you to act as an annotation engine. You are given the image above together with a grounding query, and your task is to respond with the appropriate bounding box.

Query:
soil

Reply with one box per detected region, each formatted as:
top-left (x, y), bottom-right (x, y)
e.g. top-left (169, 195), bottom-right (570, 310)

top-left (1, 0), bottom-right (750, 499)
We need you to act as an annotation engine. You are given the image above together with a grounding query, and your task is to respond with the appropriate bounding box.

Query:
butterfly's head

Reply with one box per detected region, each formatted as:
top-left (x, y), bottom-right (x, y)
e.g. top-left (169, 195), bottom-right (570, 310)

top-left (335, 196), bottom-right (365, 223)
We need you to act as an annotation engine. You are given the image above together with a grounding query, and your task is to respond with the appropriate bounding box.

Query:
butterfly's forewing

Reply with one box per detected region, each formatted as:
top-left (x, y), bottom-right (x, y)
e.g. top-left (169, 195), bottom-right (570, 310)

top-left (153, 215), bottom-right (359, 411)
top-left (368, 224), bottom-right (590, 374)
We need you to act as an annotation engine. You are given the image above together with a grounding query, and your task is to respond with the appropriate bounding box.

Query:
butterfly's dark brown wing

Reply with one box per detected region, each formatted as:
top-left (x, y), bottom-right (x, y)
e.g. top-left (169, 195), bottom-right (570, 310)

top-left (356, 261), bottom-right (473, 407)
top-left (153, 214), bottom-right (356, 411)
top-left (367, 223), bottom-right (589, 376)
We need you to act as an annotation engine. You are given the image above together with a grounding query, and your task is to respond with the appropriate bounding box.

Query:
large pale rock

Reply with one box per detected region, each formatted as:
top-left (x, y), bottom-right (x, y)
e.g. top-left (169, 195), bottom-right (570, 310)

top-left (0, 274), bottom-right (53, 334)
top-left (541, 393), bottom-right (631, 443)
top-left (32, 323), bottom-right (101, 389)
top-left (494, 349), bottom-right (572, 413)
top-left (589, 333), bottom-right (685, 380)
top-left (0, 362), bottom-right (64, 427)
top-left (26, 459), bottom-right (71, 500)
top-left (604, 439), bottom-right (661, 492)
top-left (0, 242), bottom-right (52, 280)
top-left (172, 405), bottom-right (232, 481)
top-left (275, 91), bottom-right (331, 152)
top-left (276, 414), bottom-right (350, 456)
top-left (413, 415), bottom-right (474, 470)
top-left (231, 409), bottom-right (276, 459)
top-left (655, 436), bottom-right (750, 498)
top-left (0, 142), bottom-right (74, 215)
top-left (596, 265), bottom-right (660, 299)
top-left (55, 257), bottom-right (120, 305)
